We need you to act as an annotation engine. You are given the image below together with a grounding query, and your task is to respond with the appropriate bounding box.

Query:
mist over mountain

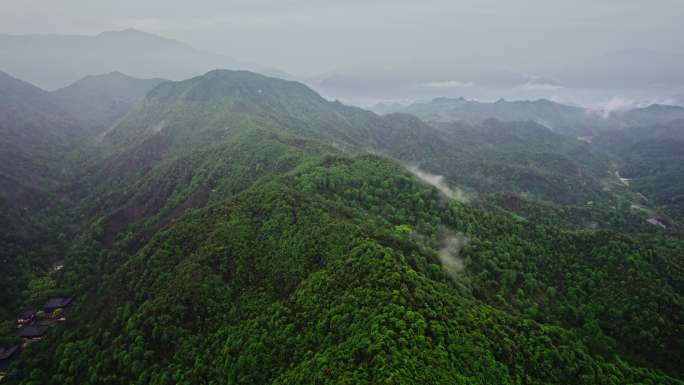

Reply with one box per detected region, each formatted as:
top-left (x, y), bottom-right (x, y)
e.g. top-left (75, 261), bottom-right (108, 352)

top-left (51, 72), bottom-right (167, 133)
top-left (553, 49), bottom-right (684, 89)
top-left (372, 97), bottom-right (684, 136)
top-left (373, 92), bottom-right (684, 224)
top-left (0, 68), bottom-right (173, 211)
top-left (612, 104), bottom-right (684, 127)
top-left (1, 26), bottom-right (682, 107)
top-left (0, 70), bottom-right (80, 203)
top-left (0, 29), bottom-right (289, 90)
top-left (372, 97), bottom-right (614, 135)
top-left (307, 52), bottom-right (684, 107)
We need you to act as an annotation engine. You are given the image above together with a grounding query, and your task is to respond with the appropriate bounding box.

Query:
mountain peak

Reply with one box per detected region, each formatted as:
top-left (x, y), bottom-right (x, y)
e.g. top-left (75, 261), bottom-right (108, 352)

top-left (94, 28), bottom-right (186, 48)
top-left (56, 71), bottom-right (166, 92)
top-left (97, 28), bottom-right (156, 38)
top-left (640, 103), bottom-right (684, 111)
top-left (77, 71), bottom-right (131, 82)
top-left (107, 70), bottom-right (128, 77)
top-left (146, 69), bottom-right (320, 104)
top-left (0, 70), bottom-right (47, 96)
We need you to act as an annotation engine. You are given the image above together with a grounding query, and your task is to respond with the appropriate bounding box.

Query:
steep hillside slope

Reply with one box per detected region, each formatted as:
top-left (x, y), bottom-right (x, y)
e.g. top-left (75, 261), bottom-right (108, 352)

top-left (425, 119), bottom-right (614, 205)
top-left (0, 71), bottom-right (81, 203)
top-left (51, 72), bottom-right (167, 133)
top-left (620, 139), bottom-right (684, 221)
top-left (592, 118), bottom-right (684, 222)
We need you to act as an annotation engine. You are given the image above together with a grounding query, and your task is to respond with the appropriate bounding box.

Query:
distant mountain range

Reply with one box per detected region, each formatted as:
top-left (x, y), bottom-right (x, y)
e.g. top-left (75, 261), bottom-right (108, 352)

top-left (306, 67), bottom-right (549, 102)
top-left (3, 28), bottom-right (682, 105)
top-left (0, 28), bottom-right (289, 90)
top-left (372, 97), bottom-right (684, 136)
top-left (304, 48), bottom-right (684, 104)
top-left (373, 95), bottom-right (684, 221)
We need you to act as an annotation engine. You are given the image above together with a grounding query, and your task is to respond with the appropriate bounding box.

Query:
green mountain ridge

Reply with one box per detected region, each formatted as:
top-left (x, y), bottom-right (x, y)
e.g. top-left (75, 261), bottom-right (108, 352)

top-left (590, 116), bottom-right (684, 221)
top-left (84, 70), bottom-right (641, 240)
top-left (0, 69), bottom-right (682, 384)
top-left (373, 94), bottom-right (684, 226)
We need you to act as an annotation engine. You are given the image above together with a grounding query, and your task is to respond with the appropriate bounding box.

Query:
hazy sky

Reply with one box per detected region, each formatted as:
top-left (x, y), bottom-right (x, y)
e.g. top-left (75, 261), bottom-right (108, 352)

top-left (1, 0), bottom-right (683, 77)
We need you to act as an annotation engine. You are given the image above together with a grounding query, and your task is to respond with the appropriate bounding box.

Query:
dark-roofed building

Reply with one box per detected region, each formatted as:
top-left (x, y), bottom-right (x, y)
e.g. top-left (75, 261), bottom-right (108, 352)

top-left (0, 345), bottom-right (20, 372)
top-left (51, 260), bottom-right (64, 272)
top-left (16, 309), bottom-right (35, 325)
top-left (43, 297), bottom-right (73, 313)
top-left (16, 324), bottom-right (49, 341)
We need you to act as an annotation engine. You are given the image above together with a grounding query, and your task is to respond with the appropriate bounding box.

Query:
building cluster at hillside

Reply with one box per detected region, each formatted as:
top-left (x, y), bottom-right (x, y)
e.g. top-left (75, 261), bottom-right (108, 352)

top-left (0, 297), bottom-right (74, 378)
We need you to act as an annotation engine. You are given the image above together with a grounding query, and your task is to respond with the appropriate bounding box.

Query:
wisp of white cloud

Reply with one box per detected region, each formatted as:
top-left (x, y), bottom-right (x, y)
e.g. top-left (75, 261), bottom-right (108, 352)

top-left (438, 230), bottom-right (470, 278)
top-left (407, 166), bottom-right (469, 202)
top-left (422, 80), bottom-right (475, 89)
top-left (518, 82), bottom-right (562, 91)
top-left (589, 96), bottom-right (679, 118)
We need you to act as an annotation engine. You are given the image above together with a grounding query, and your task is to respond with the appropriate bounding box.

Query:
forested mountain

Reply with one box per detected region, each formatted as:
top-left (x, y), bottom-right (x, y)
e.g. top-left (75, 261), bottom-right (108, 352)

top-left (55, 70), bottom-right (649, 255)
top-left (373, 95), bottom-right (684, 227)
top-left (592, 118), bottom-right (684, 222)
top-left (1, 70), bottom-right (682, 384)
top-left (425, 119), bottom-right (612, 204)
top-left (619, 138), bottom-right (684, 220)
top-left (8, 155), bottom-right (684, 384)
